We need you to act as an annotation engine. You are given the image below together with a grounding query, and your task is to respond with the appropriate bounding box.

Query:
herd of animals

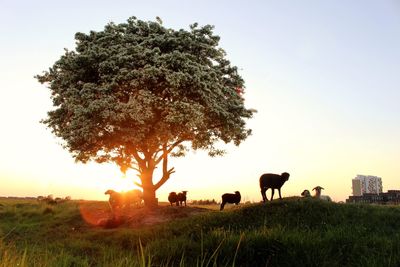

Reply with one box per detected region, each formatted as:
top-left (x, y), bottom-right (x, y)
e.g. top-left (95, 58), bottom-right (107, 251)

top-left (167, 191), bottom-right (188, 206)
top-left (104, 172), bottom-right (333, 212)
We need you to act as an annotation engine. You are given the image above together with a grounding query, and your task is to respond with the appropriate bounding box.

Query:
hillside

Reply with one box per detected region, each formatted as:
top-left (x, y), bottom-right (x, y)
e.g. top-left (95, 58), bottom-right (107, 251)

top-left (1, 198), bottom-right (400, 266)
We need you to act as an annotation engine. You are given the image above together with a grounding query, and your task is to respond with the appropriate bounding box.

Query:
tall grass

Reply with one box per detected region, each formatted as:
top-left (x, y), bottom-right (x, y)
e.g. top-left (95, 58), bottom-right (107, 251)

top-left (1, 198), bottom-right (400, 266)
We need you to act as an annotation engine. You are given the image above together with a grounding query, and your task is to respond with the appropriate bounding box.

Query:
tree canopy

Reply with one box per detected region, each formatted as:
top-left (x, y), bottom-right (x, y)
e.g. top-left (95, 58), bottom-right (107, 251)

top-left (36, 17), bottom-right (254, 207)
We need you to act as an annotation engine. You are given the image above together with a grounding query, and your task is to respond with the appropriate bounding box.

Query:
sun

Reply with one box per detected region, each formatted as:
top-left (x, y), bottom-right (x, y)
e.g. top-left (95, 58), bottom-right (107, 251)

top-left (105, 173), bottom-right (141, 193)
top-left (114, 177), bottom-right (136, 192)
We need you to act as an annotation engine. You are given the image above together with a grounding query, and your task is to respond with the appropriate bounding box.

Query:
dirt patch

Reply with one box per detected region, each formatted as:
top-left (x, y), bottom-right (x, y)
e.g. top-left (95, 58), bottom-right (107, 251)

top-left (79, 202), bottom-right (211, 228)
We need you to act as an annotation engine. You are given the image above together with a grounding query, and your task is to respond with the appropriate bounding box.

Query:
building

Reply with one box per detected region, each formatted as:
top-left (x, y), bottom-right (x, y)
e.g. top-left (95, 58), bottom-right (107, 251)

top-left (352, 175), bottom-right (382, 196)
top-left (346, 190), bottom-right (400, 204)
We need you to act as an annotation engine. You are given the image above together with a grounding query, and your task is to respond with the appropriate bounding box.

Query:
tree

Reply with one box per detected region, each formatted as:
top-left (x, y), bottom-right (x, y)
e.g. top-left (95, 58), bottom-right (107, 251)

top-left (36, 17), bottom-right (254, 208)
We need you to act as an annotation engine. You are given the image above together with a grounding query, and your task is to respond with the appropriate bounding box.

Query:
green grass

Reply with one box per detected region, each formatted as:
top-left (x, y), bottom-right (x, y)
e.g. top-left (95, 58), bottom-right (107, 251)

top-left (1, 198), bottom-right (400, 266)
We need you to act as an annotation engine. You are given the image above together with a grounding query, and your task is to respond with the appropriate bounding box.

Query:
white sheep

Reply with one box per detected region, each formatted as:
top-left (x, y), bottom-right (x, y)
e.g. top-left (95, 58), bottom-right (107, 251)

top-left (312, 186), bottom-right (332, 201)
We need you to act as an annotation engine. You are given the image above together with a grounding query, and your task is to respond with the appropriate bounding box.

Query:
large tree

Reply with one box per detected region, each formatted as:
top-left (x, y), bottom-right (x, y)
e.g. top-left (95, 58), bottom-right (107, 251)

top-left (36, 17), bottom-right (254, 208)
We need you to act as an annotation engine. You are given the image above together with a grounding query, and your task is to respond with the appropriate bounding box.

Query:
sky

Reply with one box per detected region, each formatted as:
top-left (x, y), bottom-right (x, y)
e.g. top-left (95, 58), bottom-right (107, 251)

top-left (1, 0), bottom-right (399, 202)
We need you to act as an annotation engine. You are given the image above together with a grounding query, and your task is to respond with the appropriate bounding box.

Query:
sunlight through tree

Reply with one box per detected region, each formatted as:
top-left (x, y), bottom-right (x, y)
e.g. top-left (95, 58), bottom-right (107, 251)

top-left (36, 17), bottom-right (254, 208)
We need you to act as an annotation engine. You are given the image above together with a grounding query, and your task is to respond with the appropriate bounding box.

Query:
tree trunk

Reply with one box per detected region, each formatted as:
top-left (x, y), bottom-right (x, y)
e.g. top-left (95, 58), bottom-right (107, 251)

top-left (137, 149), bottom-right (174, 209)
top-left (143, 187), bottom-right (157, 208)
top-left (141, 169), bottom-right (158, 209)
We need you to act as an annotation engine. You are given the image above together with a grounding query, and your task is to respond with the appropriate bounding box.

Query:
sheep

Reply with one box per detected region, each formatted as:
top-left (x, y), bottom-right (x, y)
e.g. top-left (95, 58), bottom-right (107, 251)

top-left (105, 189), bottom-right (143, 211)
top-left (177, 191), bottom-right (188, 206)
top-left (220, 191), bottom-right (241, 211)
top-left (312, 186), bottom-right (332, 201)
top-left (124, 189), bottom-right (143, 207)
top-left (37, 195), bottom-right (62, 205)
top-left (168, 192), bottom-right (179, 206)
top-left (259, 172), bottom-right (290, 202)
top-left (39, 194), bottom-right (57, 205)
top-left (105, 189), bottom-right (123, 211)
top-left (301, 189), bottom-right (311, 197)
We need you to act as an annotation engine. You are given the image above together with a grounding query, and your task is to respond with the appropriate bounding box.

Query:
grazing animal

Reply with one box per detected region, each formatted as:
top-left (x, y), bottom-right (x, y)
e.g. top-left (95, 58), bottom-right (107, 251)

top-left (312, 186), bottom-right (332, 201)
top-left (220, 191), bottom-right (241, 211)
top-left (105, 189), bottom-right (143, 211)
top-left (259, 172), bottom-right (290, 202)
top-left (37, 195), bottom-right (57, 204)
top-left (301, 189), bottom-right (311, 197)
top-left (46, 199), bottom-right (57, 205)
top-left (168, 192), bottom-right (179, 206)
top-left (177, 191), bottom-right (188, 206)
top-left (124, 189), bottom-right (143, 206)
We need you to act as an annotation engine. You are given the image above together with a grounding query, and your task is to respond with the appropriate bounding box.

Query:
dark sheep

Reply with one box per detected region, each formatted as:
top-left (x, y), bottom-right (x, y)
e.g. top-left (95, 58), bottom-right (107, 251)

top-left (259, 172), bottom-right (290, 202)
top-left (125, 189), bottom-right (143, 207)
top-left (168, 192), bottom-right (179, 206)
top-left (220, 191), bottom-right (241, 211)
top-left (301, 189), bottom-right (311, 197)
top-left (177, 191), bottom-right (188, 206)
top-left (105, 189), bottom-right (143, 212)
top-left (47, 198), bottom-right (58, 205)
top-left (39, 194), bottom-right (57, 205)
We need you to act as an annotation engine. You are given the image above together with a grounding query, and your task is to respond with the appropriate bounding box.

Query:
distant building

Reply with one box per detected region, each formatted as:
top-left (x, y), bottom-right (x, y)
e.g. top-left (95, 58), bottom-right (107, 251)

top-left (352, 175), bottom-right (382, 196)
top-left (346, 190), bottom-right (400, 204)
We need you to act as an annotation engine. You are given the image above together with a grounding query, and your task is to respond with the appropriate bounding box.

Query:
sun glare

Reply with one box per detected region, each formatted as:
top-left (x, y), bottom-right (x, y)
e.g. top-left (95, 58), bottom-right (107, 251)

top-left (104, 173), bottom-right (140, 193)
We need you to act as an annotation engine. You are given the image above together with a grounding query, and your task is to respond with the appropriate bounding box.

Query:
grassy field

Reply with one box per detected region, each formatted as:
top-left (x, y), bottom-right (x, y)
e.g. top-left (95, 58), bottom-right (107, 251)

top-left (1, 197), bottom-right (400, 267)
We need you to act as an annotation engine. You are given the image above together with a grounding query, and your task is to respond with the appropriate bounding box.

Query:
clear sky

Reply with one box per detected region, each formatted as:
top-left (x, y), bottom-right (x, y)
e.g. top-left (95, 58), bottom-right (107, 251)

top-left (1, 0), bottom-right (399, 202)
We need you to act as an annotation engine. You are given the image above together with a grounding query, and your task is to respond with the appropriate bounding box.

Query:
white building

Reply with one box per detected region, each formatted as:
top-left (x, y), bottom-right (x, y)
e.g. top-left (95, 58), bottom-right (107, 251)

top-left (352, 175), bottom-right (383, 196)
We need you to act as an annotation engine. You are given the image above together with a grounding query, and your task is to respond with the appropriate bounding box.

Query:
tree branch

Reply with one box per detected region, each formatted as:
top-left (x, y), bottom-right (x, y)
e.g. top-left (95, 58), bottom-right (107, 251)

top-left (154, 139), bottom-right (184, 165)
top-left (154, 167), bottom-right (175, 190)
top-left (154, 144), bottom-right (175, 190)
top-left (130, 148), bottom-right (145, 166)
top-left (134, 181), bottom-right (143, 188)
top-left (130, 166), bottom-right (141, 173)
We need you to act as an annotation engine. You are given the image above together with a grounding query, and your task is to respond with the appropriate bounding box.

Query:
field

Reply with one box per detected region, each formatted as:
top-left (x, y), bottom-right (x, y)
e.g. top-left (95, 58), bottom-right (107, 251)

top-left (1, 198), bottom-right (400, 267)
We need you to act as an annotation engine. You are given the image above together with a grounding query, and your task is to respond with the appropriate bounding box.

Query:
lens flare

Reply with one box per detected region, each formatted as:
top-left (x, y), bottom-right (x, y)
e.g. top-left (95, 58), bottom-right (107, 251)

top-left (79, 201), bottom-right (112, 226)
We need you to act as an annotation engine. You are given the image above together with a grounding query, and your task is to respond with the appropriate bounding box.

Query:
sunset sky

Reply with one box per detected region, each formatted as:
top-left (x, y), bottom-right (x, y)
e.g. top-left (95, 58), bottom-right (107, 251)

top-left (1, 0), bottom-right (399, 202)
